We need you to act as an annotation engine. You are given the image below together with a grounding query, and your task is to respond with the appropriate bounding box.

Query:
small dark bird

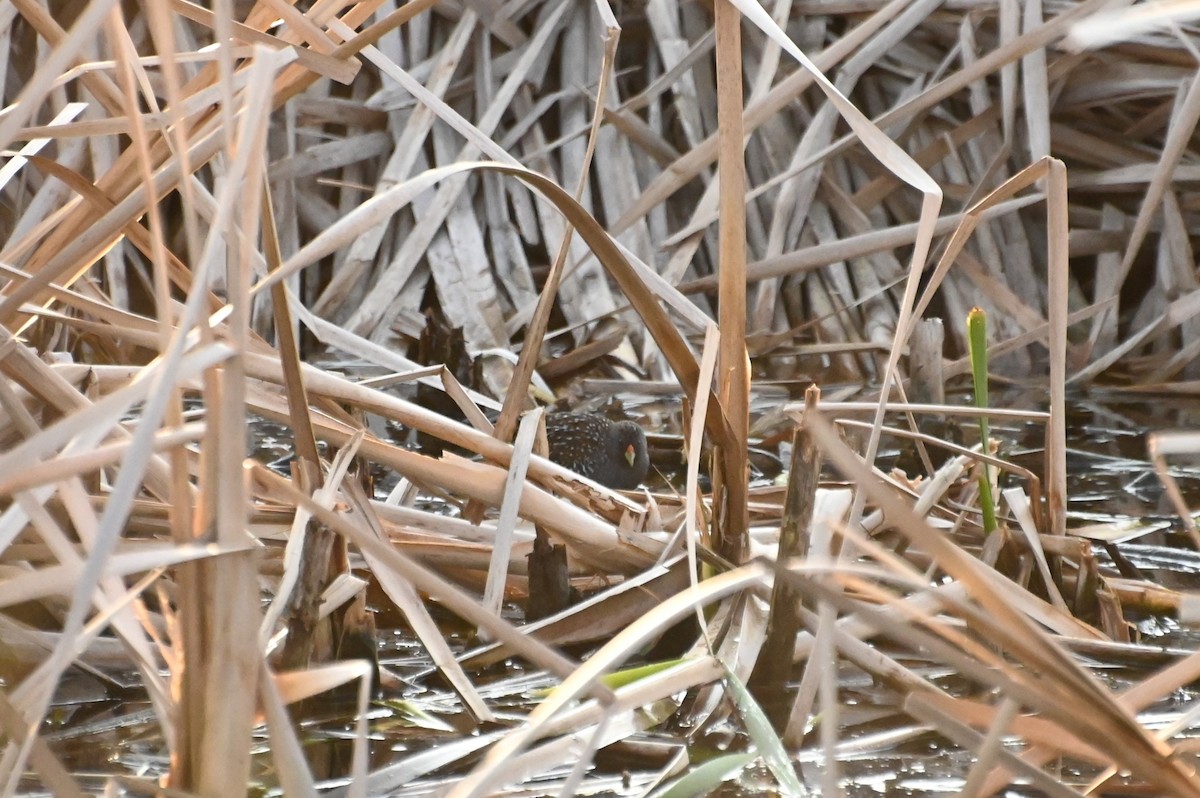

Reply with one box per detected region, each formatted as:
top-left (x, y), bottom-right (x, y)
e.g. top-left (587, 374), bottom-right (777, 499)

top-left (544, 412), bottom-right (649, 490)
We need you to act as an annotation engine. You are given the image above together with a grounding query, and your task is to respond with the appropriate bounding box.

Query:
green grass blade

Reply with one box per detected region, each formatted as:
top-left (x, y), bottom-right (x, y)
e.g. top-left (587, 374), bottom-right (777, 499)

top-left (723, 665), bottom-right (809, 797)
top-left (652, 752), bottom-right (758, 798)
top-left (968, 307), bottom-right (998, 535)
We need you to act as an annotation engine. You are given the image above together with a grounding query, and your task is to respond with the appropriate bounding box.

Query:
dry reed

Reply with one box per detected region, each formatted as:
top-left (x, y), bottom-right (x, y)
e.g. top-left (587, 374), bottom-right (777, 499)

top-left (3, 0), bottom-right (1200, 795)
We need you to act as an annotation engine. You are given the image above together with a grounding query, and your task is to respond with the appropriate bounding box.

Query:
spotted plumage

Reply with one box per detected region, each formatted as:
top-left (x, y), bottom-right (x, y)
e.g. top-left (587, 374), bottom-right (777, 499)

top-left (544, 412), bottom-right (649, 490)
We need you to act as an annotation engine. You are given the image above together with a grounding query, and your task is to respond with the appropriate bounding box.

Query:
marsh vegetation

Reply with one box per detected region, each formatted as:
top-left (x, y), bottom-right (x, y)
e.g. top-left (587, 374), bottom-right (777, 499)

top-left (4, 0), bottom-right (1200, 795)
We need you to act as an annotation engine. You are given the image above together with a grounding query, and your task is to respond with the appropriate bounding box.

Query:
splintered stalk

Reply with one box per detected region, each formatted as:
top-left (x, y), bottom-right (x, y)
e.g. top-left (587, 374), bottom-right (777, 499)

top-left (968, 307), bottom-right (998, 535)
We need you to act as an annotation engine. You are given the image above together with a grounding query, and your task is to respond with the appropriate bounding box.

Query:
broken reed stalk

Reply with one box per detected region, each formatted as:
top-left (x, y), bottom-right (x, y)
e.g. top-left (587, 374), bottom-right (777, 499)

top-left (173, 75), bottom-right (272, 795)
top-left (178, 43), bottom-right (285, 790)
top-left (1045, 159), bottom-right (1070, 537)
top-left (749, 383), bottom-right (820, 731)
top-left (903, 318), bottom-right (945, 476)
top-left (267, 189), bottom-right (339, 674)
top-left (714, 0), bottom-right (750, 565)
